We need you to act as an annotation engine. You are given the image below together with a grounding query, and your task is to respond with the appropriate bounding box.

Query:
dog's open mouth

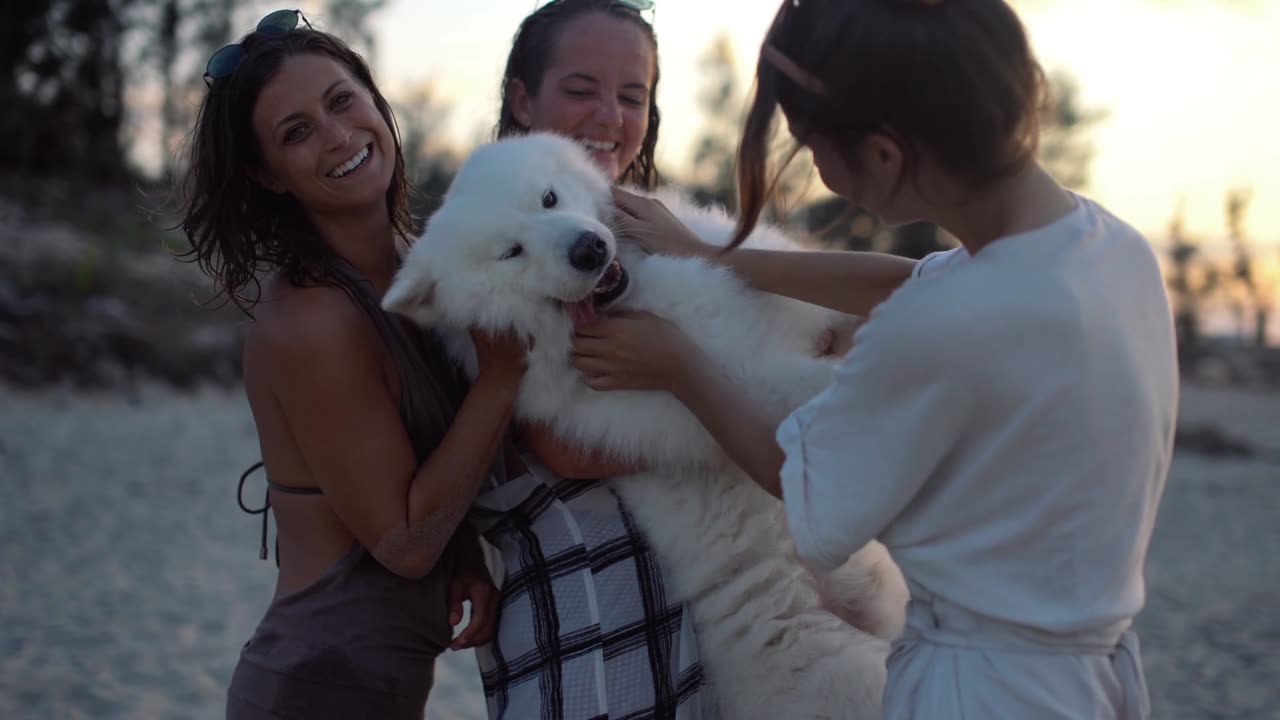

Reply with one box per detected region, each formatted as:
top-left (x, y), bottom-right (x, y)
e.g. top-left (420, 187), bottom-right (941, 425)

top-left (564, 259), bottom-right (630, 327)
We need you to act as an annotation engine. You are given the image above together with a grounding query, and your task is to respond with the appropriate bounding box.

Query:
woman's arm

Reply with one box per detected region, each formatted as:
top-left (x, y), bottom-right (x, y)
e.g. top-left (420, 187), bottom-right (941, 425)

top-left (612, 187), bottom-right (916, 317)
top-left (572, 312), bottom-right (786, 495)
top-left (668, 354), bottom-right (787, 496)
top-left (576, 304), bottom-right (971, 573)
top-left (711, 248), bottom-right (915, 318)
top-left (253, 286), bottom-right (525, 579)
top-left (446, 525), bottom-right (499, 650)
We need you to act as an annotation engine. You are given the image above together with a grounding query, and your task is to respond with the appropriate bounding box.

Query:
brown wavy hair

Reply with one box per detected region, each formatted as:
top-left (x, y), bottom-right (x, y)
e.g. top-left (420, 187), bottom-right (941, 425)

top-left (496, 0), bottom-right (662, 190)
top-left (175, 28), bottom-right (414, 315)
top-left (732, 0), bottom-right (1046, 248)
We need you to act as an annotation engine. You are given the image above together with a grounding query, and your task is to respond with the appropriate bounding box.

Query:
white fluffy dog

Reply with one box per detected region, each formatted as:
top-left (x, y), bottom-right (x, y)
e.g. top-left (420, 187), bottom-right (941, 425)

top-left (383, 133), bottom-right (906, 719)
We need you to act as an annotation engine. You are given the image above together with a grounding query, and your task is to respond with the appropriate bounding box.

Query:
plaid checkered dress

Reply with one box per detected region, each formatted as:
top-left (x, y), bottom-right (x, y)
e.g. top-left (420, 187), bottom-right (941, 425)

top-left (470, 458), bottom-right (710, 720)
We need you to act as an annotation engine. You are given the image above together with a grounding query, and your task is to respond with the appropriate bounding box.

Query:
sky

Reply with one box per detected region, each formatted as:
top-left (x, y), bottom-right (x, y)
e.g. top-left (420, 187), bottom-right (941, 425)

top-left (364, 0), bottom-right (1280, 254)
top-left (173, 0), bottom-right (1278, 340)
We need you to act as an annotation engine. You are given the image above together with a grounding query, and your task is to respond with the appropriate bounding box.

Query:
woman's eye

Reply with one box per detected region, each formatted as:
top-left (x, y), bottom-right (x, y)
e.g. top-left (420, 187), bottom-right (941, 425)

top-left (284, 124), bottom-right (308, 143)
top-left (500, 244), bottom-right (524, 260)
top-left (332, 92), bottom-right (353, 109)
top-left (542, 189), bottom-right (558, 209)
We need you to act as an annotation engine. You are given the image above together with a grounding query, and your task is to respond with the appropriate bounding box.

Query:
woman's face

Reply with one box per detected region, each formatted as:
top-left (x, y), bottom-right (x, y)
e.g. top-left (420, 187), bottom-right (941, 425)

top-left (804, 130), bottom-right (918, 226)
top-left (251, 53), bottom-right (395, 216)
top-left (511, 12), bottom-right (655, 182)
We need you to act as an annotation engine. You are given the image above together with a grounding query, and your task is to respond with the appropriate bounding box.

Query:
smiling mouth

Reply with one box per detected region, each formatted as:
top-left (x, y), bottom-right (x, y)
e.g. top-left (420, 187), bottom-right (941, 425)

top-left (562, 259), bottom-right (630, 327)
top-left (328, 143), bottom-right (372, 178)
top-left (579, 138), bottom-right (620, 154)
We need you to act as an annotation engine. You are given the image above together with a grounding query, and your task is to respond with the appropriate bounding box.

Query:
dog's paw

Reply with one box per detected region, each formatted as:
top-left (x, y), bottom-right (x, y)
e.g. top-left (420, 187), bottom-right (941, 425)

top-left (813, 545), bottom-right (908, 640)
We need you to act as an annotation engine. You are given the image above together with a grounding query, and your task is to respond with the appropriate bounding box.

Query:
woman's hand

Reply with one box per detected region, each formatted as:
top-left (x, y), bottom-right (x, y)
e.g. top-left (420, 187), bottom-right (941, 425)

top-left (574, 310), bottom-right (787, 497)
top-left (448, 532), bottom-right (500, 650)
top-left (612, 187), bottom-right (717, 259)
top-left (571, 311), bottom-right (707, 393)
top-left (470, 326), bottom-right (529, 387)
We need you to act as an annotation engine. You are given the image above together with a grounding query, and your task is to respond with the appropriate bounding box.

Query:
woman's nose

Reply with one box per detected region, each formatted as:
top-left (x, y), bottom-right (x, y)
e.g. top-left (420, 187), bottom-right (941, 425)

top-left (592, 97), bottom-right (624, 128)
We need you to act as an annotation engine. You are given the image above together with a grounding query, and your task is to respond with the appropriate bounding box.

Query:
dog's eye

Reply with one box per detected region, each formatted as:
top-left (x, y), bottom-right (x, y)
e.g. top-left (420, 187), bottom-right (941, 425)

top-left (541, 189), bottom-right (557, 209)
top-left (500, 244), bottom-right (523, 260)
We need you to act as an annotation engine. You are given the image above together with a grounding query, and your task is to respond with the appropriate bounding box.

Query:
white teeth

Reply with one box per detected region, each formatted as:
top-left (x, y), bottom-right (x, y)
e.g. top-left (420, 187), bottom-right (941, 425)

top-left (329, 145), bottom-right (370, 178)
top-left (580, 139), bottom-right (619, 153)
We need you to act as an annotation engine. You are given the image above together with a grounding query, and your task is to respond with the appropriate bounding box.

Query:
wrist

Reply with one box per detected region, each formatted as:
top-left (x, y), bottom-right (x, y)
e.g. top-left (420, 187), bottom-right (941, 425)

top-left (690, 239), bottom-right (717, 261)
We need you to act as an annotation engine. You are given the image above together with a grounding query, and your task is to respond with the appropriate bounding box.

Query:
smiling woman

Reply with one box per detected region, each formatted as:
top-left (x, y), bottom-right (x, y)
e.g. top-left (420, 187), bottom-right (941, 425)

top-left (497, 0), bottom-right (661, 188)
top-left (464, 2), bottom-right (715, 719)
top-left (174, 17), bottom-right (527, 720)
top-left (248, 56), bottom-right (395, 212)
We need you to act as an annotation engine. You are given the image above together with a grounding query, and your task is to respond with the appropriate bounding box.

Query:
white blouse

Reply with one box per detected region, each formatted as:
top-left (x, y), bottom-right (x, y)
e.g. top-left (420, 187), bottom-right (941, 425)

top-left (777, 195), bottom-right (1179, 635)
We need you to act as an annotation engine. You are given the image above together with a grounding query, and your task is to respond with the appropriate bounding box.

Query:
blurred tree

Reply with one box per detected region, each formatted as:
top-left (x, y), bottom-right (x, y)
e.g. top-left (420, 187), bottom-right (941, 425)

top-left (322, 0), bottom-right (388, 63)
top-left (119, 0), bottom-right (237, 180)
top-left (687, 33), bottom-right (815, 221)
top-left (0, 2), bottom-right (54, 171)
top-left (392, 82), bottom-right (459, 224)
top-left (2, 0), bottom-right (138, 180)
top-left (1165, 201), bottom-right (1220, 365)
top-left (689, 34), bottom-right (739, 211)
top-left (1039, 69), bottom-right (1107, 191)
top-left (154, 0), bottom-right (182, 179)
top-left (1224, 188), bottom-right (1274, 348)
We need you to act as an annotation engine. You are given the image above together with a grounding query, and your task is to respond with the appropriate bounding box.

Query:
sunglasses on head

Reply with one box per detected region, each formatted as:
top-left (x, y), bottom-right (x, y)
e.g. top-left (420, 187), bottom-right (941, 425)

top-left (204, 9), bottom-right (312, 87)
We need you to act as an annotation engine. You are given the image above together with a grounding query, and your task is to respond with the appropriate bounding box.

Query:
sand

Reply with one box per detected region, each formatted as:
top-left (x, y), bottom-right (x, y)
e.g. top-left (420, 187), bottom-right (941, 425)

top-left (0, 381), bottom-right (1275, 719)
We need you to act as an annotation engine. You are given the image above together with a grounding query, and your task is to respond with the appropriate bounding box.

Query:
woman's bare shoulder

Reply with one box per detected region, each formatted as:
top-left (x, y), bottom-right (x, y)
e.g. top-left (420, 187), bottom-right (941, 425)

top-left (245, 275), bottom-right (380, 374)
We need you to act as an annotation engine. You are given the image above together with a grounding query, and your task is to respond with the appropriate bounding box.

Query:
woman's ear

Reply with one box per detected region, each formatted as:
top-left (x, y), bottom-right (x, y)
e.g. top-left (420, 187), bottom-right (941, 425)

top-left (863, 132), bottom-right (904, 183)
top-left (507, 78), bottom-right (534, 128)
top-left (857, 131), bottom-right (907, 211)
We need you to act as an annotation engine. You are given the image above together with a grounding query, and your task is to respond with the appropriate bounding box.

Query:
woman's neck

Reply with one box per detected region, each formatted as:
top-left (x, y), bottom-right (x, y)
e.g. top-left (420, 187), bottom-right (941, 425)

top-left (933, 162), bottom-right (1077, 256)
top-left (310, 204), bottom-right (401, 294)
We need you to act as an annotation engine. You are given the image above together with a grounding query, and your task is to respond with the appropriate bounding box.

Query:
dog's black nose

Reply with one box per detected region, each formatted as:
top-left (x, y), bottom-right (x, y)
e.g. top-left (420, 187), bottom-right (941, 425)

top-left (568, 232), bottom-right (609, 271)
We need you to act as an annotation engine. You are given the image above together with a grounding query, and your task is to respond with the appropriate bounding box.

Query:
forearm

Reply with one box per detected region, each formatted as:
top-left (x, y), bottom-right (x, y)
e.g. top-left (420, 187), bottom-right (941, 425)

top-left (715, 248), bottom-right (916, 317)
top-left (671, 357), bottom-right (787, 498)
top-left (409, 374), bottom-right (517, 521)
top-left (374, 375), bottom-right (517, 577)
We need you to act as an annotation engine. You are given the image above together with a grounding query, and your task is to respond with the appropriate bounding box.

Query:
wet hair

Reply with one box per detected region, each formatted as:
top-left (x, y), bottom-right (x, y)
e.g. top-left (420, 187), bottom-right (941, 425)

top-left (733, 0), bottom-right (1046, 247)
top-left (175, 28), bottom-right (413, 315)
top-left (496, 0), bottom-right (662, 189)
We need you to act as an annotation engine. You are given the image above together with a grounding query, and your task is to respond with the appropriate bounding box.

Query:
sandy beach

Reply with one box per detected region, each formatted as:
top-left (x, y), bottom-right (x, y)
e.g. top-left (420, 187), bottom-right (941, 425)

top-left (1, 381), bottom-right (1276, 719)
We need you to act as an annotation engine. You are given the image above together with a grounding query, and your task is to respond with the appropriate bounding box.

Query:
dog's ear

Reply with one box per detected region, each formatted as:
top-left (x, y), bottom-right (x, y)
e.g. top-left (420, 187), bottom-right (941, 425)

top-left (381, 266), bottom-right (441, 327)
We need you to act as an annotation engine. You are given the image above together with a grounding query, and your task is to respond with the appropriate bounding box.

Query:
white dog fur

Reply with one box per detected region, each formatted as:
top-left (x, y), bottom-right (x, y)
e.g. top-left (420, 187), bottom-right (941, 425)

top-left (383, 133), bottom-right (907, 719)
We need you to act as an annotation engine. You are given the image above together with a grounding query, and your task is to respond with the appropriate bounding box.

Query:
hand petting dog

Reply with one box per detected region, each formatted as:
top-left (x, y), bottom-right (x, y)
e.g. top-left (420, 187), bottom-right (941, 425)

top-left (571, 310), bottom-right (706, 394)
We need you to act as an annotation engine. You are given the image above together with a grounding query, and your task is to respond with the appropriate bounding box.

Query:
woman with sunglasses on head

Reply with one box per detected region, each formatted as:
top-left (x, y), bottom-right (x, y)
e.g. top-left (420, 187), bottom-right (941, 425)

top-left (573, 0), bottom-right (1177, 718)
top-left (465, 2), bottom-right (715, 719)
top-left (178, 12), bottom-right (520, 719)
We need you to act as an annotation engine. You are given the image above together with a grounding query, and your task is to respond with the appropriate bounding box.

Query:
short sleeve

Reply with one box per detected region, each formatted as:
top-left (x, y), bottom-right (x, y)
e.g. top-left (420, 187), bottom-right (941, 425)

top-left (776, 301), bottom-right (972, 571)
top-left (912, 247), bottom-right (967, 281)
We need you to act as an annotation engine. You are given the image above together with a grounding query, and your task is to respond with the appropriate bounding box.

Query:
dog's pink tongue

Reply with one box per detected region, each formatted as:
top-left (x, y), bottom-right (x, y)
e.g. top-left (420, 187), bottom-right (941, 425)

top-left (570, 299), bottom-right (596, 328)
